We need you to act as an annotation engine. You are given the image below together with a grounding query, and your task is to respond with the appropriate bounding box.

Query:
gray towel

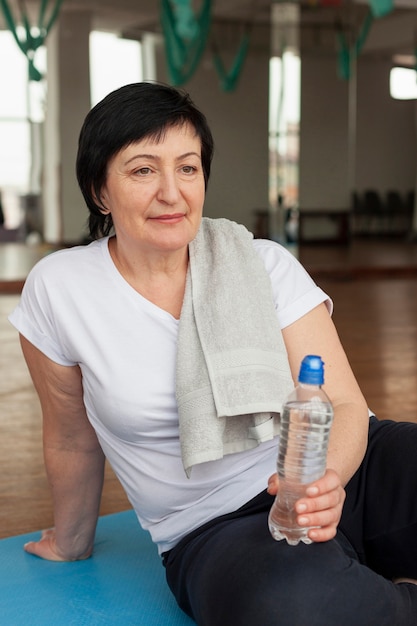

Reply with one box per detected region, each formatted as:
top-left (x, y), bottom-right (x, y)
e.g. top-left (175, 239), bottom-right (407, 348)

top-left (176, 217), bottom-right (294, 476)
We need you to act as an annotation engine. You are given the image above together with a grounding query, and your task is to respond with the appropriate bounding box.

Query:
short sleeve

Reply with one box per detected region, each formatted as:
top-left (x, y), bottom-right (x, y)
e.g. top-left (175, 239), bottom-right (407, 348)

top-left (252, 239), bottom-right (333, 329)
top-left (8, 255), bottom-right (77, 366)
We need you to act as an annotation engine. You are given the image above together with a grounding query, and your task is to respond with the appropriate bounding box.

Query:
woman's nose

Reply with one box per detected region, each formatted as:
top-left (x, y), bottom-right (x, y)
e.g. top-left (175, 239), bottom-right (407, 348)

top-left (157, 171), bottom-right (181, 204)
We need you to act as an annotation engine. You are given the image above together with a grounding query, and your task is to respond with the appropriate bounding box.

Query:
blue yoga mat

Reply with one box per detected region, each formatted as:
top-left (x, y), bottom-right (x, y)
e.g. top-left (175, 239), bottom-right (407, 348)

top-left (0, 510), bottom-right (194, 625)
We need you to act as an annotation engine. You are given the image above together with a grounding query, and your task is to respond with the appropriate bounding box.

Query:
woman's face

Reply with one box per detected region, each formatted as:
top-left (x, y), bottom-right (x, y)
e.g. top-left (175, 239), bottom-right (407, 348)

top-left (101, 122), bottom-right (205, 256)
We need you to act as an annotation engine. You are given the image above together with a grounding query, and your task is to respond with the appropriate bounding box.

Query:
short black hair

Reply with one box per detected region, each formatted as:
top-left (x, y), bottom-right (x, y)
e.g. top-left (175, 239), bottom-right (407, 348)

top-left (76, 82), bottom-right (214, 239)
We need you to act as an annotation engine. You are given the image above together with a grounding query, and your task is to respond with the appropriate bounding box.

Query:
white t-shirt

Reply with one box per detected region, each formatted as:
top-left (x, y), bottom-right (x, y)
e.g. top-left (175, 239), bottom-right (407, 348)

top-left (9, 235), bottom-right (331, 554)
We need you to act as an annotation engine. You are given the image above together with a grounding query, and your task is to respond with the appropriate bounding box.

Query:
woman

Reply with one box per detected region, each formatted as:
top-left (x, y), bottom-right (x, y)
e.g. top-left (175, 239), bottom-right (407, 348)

top-left (9, 82), bottom-right (417, 625)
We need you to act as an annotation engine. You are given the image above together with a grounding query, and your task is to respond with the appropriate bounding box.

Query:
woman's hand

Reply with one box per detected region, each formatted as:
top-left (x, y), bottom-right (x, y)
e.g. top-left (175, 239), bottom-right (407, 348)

top-left (19, 338), bottom-right (104, 563)
top-left (24, 528), bottom-right (93, 562)
top-left (267, 468), bottom-right (345, 542)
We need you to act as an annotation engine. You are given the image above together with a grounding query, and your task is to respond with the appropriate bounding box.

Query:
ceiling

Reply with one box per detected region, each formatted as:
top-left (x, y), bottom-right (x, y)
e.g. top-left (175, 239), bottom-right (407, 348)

top-left (1, 1), bottom-right (416, 57)
top-left (2, 0), bottom-right (272, 33)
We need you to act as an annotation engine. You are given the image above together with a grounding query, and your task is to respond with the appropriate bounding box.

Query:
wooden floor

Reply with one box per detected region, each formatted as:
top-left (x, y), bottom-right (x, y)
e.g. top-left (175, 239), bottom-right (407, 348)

top-left (1, 237), bottom-right (417, 539)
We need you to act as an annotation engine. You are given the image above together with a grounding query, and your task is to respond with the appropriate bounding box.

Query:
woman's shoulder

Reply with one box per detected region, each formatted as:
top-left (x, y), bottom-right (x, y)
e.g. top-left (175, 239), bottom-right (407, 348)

top-left (27, 238), bottom-right (108, 284)
top-left (251, 237), bottom-right (301, 274)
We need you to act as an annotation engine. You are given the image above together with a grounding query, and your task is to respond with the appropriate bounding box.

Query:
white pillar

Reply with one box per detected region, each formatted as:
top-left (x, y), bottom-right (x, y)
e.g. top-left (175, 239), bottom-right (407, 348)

top-left (44, 9), bottom-right (92, 243)
top-left (270, 2), bottom-right (300, 242)
top-left (141, 33), bottom-right (159, 82)
top-left (43, 24), bottom-right (60, 242)
top-left (413, 101), bottom-right (417, 236)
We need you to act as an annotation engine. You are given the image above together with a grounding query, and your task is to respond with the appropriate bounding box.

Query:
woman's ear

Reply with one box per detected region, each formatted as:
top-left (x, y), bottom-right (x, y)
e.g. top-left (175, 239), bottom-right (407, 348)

top-left (92, 188), bottom-right (110, 214)
top-left (99, 200), bottom-right (110, 216)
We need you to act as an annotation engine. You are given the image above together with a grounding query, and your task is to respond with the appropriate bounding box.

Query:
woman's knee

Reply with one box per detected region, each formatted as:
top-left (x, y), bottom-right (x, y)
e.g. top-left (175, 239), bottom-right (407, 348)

top-left (185, 537), bottom-right (415, 626)
top-left (187, 537), bottom-right (354, 625)
top-left (166, 513), bottom-right (417, 626)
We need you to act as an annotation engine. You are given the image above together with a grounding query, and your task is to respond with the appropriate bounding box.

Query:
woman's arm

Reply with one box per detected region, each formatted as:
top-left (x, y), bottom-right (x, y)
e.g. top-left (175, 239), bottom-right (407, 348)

top-left (268, 302), bottom-right (369, 542)
top-left (282, 301), bottom-right (369, 486)
top-left (20, 335), bottom-right (105, 561)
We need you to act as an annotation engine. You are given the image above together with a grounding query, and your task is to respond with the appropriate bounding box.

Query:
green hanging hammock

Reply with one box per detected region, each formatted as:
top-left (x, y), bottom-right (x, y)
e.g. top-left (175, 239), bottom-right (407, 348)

top-left (212, 30), bottom-right (251, 92)
top-left (211, 0), bottom-right (258, 92)
top-left (0, 0), bottom-right (64, 81)
top-left (336, 0), bottom-right (394, 80)
top-left (369, 0), bottom-right (394, 18)
top-left (160, 0), bottom-right (212, 86)
top-left (160, 0), bottom-right (253, 91)
top-left (336, 9), bottom-right (374, 80)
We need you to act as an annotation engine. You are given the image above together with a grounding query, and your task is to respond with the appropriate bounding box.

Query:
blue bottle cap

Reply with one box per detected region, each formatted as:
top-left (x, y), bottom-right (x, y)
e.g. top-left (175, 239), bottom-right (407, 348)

top-left (298, 355), bottom-right (325, 385)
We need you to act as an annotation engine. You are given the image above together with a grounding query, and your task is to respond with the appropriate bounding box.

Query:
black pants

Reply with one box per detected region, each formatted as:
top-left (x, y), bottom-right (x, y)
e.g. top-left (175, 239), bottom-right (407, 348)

top-left (163, 418), bottom-right (417, 625)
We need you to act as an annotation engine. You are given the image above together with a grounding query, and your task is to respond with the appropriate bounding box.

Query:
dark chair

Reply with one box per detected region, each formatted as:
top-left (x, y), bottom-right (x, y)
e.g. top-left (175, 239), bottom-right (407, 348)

top-left (385, 190), bottom-right (405, 234)
top-left (363, 189), bottom-right (385, 234)
top-left (352, 191), bottom-right (371, 235)
top-left (406, 190), bottom-right (415, 211)
top-left (405, 190), bottom-right (415, 230)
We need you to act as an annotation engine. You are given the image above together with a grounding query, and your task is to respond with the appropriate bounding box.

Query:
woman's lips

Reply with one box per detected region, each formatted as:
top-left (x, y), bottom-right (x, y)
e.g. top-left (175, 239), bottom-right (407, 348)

top-left (150, 213), bottom-right (185, 223)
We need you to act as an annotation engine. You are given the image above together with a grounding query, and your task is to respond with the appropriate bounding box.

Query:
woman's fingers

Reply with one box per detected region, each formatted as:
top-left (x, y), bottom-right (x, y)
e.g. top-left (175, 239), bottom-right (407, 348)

top-left (267, 473), bottom-right (279, 495)
top-left (267, 469), bottom-right (345, 543)
top-left (296, 469), bottom-right (346, 542)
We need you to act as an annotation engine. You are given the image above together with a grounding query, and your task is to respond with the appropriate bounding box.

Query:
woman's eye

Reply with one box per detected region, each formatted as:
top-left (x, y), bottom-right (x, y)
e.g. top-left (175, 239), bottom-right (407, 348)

top-left (181, 165), bottom-right (197, 174)
top-left (135, 167), bottom-right (152, 176)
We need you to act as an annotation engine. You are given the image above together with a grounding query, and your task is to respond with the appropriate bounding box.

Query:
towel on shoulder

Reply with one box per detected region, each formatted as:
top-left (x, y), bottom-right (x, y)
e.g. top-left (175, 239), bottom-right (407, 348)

top-left (176, 217), bottom-right (294, 476)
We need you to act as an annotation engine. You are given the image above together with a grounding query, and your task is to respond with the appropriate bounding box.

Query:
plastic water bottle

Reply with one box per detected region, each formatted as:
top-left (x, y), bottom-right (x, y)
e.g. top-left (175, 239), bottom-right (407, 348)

top-left (268, 355), bottom-right (334, 545)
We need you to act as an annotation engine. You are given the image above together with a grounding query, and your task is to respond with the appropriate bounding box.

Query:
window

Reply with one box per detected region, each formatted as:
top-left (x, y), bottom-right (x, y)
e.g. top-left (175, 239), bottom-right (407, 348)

top-left (0, 31), bottom-right (46, 190)
top-left (0, 30), bottom-right (142, 191)
top-left (0, 30), bottom-right (46, 228)
top-left (269, 52), bottom-right (301, 212)
top-left (0, 29), bottom-right (143, 232)
top-left (90, 31), bottom-right (142, 106)
top-left (390, 66), bottom-right (417, 100)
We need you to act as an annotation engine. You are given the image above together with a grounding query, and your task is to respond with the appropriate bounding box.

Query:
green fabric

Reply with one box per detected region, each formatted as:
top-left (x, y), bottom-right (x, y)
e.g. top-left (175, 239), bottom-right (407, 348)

top-left (0, 0), bottom-right (63, 81)
top-left (336, 0), bottom-right (394, 80)
top-left (355, 10), bottom-right (374, 56)
top-left (160, 0), bottom-right (212, 86)
top-left (160, 0), bottom-right (254, 91)
top-left (369, 0), bottom-right (394, 18)
top-left (336, 32), bottom-right (351, 81)
top-left (212, 31), bottom-right (250, 92)
top-left (337, 10), bottom-right (374, 80)
top-left (170, 0), bottom-right (199, 39)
